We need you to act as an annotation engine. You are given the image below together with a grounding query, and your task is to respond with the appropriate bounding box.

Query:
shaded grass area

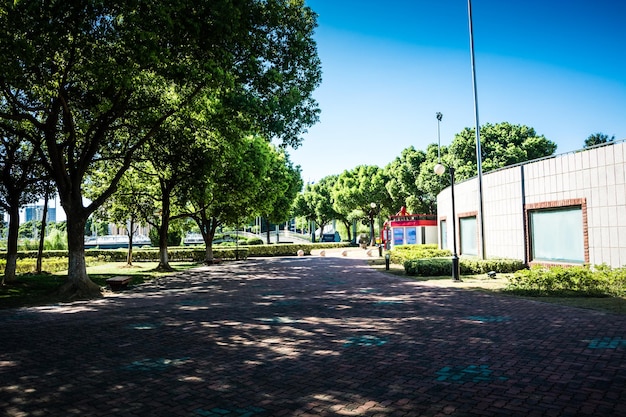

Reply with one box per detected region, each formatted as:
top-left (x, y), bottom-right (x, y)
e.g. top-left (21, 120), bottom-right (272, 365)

top-left (0, 262), bottom-right (200, 309)
top-left (369, 258), bottom-right (626, 315)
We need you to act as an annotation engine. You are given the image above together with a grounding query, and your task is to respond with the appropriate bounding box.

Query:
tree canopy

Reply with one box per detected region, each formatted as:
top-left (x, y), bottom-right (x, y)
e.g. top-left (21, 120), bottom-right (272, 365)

top-left (449, 122), bottom-right (557, 181)
top-left (584, 132), bottom-right (615, 148)
top-left (384, 146), bottom-right (430, 214)
top-left (0, 0), bottom-right (321, 297)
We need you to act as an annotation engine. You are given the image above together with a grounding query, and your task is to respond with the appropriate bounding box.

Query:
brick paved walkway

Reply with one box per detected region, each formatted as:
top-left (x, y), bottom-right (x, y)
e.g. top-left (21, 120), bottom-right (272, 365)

top-left (1, 255), bottom-right (625, 416)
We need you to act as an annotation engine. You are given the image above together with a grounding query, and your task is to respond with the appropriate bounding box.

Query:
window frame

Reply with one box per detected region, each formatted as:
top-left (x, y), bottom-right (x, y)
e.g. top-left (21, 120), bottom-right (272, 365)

top-left (525, 199), bottom-right (589, 265)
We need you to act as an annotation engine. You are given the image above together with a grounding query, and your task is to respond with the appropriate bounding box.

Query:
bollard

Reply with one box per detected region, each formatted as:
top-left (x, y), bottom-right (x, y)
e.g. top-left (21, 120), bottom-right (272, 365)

top-left (385, 253), bottom-right (390, 270)
top-left (378, 245), bottom-right (383, 257)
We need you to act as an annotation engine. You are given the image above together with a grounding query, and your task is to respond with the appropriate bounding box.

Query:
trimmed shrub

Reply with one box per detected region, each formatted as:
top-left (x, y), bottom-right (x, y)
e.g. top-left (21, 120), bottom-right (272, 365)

top-left (460, 258), bottom-right (526, 274)
top-left (0, 256), bottom-right (101, 274)
top-left (395, 243), bottom-right (525, 277)
top-left (0, 250), bottom-right (69, 260)
top-left (504, 264), bottom-right (626, 297)
top-left (79, 247), bottom-right (250, 262)
top-left (403, 257), bottom-right (525, 277)
top-left (389, 244), bottom-right (451, 264)
top-left (404, 257), bottom-right (452, 277)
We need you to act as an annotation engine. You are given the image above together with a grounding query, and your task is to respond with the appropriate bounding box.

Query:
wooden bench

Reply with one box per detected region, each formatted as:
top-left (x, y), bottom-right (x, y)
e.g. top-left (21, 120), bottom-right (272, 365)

top-left (106, 276), bottom-right (133, 291)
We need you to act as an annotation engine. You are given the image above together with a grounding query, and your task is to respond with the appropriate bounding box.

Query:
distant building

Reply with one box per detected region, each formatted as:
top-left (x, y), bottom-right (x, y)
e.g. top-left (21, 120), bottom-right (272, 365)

top-left (382, 207), bottom-right (438, 248)
top-left (23, 205), bottom-right (56, 223)
top-left (436, 140), bottom-right (626, 268)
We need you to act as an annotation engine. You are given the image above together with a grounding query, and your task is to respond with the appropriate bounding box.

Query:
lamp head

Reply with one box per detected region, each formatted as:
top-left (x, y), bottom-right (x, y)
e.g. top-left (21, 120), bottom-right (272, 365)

top-left (370, 202), bottom-right (376, 209)
top-left (433, 163), bottom-right (446, 176)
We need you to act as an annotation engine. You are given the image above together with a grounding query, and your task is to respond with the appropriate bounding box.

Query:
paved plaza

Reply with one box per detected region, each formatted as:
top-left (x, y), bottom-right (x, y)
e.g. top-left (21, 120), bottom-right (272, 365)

top-left (1, 254), bottom-right (625, 416)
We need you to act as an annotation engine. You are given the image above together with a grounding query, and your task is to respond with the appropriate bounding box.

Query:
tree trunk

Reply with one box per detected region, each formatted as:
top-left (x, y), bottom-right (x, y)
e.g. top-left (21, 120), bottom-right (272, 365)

top-left (265, 217), bottom-right (271, 245)
top-left (57, 212), bottom-right (102, 300)
top-left (157, 194), bottom-right (173, 271)
top-left (36, 193), bottom-right (49, 273)
top-left (2, 204), bottom-right (20, 285)
top-left (341, 220), bottom-right (352, 243)
top-left (201, 217), bottom-right (219, 264)
top-left (126, 218), bottom-right (135, 266)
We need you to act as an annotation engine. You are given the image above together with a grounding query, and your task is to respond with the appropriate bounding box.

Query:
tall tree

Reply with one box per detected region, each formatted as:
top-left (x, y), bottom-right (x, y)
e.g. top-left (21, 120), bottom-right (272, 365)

top-left (293, 176), bottom-right (338, 242)
top-left (0, 0), bottom-right (321, 298)
top-left (331, 165), bottom-right (391, 243)
top-left (259, 150), bottom-right (302, 244)
top-left (90, 167), bottom-right (153, 266)
top-left (140, 113), bottom-right (215, 271)
top-left (384, 146), bottom-right (432, 214)
top-left (0, 124), bottom-right (47, 284)
top-left (449, 122), bottom-right (557, 181)
top-left (415, 143), bottom-right (451, 215)
top-left (187, 135), bottom-right (272, 263)
top-left (584, 132), bottom-right (615, 148)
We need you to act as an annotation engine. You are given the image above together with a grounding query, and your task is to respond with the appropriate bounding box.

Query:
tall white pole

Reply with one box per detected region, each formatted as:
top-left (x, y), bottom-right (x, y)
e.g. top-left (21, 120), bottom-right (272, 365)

top-left (467, 0), bottom-right (486, 259)
top-left (436, 112), bottom-right (443, 162)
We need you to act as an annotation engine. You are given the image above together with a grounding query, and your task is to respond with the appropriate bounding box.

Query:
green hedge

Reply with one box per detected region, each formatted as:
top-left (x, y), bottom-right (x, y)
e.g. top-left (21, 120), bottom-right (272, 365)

top-left (506, 264), bottom-right (626, 297)
top-left (85, 247), bottom-right (250, 262)
top-left (0, 250), bottom-right (69, 260)
top-left (0, 257), bottom-right (101, 274)
top-left (0, 242), bottom-right (351, 266)
top-left (245, 242), bottom-right (349, 257)
top-left (460, 258), bottom-right (526, 274)
top-left (389, 244), bottom-right (452, 264)
top-left (404, 257), bottom-right (526, 277)
top-left (404, 258), bottom-right (452, 276)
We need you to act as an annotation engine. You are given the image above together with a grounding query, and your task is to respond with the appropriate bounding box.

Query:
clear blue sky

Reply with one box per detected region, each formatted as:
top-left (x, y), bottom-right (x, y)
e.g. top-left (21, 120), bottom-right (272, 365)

top-left (289, 0), bottom-right (626, 183)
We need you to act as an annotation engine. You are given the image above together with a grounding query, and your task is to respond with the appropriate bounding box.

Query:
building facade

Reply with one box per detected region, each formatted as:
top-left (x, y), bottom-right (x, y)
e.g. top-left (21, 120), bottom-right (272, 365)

top-left (436, 140), bottom-right (626, 268)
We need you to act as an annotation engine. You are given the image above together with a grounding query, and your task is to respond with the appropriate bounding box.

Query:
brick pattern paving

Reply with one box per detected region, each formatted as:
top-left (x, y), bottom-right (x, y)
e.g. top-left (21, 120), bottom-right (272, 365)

top-left (1, 256), bottom-right (625, 416)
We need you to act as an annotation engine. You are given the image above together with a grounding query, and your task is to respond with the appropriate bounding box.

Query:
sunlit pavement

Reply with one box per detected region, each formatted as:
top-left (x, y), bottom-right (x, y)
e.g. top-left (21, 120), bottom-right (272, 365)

top-left (1, 255), bottom-right (625, 416)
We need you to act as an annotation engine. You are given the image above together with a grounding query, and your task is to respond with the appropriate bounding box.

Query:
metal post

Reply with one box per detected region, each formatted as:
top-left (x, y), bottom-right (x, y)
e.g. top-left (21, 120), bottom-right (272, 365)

top-left (436, 112), bottom-right (443, 162)
top-left (450, 167), bottom-right (461, 281)
top-left (369, 202), bottom-right (377, 246)
top-left (468, 0), bottom-right (486, 259)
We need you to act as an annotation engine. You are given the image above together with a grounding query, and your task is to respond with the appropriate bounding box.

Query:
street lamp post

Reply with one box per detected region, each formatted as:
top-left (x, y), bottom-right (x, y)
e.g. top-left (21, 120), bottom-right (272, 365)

top-left (467, 0), bottom-right (485, 259)
top-left (434, 163), bottom-right (461, 282)
top-left (436, 112), bottom-right (443, 162)
top-left (369, 202), bottom-right (377, 247)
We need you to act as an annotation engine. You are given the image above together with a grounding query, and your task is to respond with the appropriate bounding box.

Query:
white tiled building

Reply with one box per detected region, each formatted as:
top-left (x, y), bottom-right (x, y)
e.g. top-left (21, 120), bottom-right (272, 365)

top-left (436, 140), bottom-right (626, 268)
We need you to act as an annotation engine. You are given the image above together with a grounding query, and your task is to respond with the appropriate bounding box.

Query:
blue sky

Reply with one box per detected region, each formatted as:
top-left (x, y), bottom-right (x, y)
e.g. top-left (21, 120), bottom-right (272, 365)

top-left (289, 0), bottom-right (626, 183)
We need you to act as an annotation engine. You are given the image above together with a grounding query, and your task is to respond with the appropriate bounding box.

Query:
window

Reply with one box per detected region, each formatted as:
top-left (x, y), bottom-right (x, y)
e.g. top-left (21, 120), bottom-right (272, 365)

top-left (393, 228), bottom-right (404, 246)
top-left (406, 227), bottom-right (417, 244)
top-left (440, 219), bottom-right (448, 250)
top-left (460, 216), bottom-right (477, 256)
top-left (529, 206), bottom-right (584, 263)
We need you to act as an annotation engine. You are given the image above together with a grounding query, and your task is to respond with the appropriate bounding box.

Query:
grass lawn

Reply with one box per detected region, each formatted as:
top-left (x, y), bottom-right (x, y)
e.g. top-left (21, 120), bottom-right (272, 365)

top-left (0, 261), bottom-right (200, 309)
top-left (368, 258), bottom-right (626, 315)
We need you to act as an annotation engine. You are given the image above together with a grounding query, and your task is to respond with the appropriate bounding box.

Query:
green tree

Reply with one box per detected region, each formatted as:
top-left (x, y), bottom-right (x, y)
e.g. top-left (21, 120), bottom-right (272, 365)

top-left (332, 165), bottom-right (391, 244)
top-left (415, 143), bottom-right (451, 215)
top-left (293, 176), bottom-right (338, 242)
top-left (0, 0), bottom-right (321, 298)
top-left (449, 122), bottom-right (557, 181)
top-left (258, 149), bottom-right (303, 245)
top-left (584, 132), bottom-right (615, 148)
top-left (140, 112), bottom-right (215, 271)
top-left (187, 135), bottom-right (272, 262)
top-left (385, 146), bottom-right (435, 214)
top-left (93, 167), bottom-right (153, 266)
top-left (321, 175), bottom-right (355, 243)
top-left (0, 128), bottom-right (46, 284)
